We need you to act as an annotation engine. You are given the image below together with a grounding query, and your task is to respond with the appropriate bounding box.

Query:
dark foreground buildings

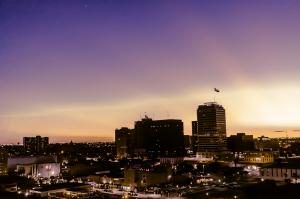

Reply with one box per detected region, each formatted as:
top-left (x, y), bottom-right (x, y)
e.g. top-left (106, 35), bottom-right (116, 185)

top-left (0, 148), bottom-right (8, 175)
top-left (115, 116), bottom-right (185, 160)
top-left (227, 133), bottom-right (255, 152)
top-left (115, 127), bottom-right (135, 159)
top-left (192, 102), bottom-right (227, 156)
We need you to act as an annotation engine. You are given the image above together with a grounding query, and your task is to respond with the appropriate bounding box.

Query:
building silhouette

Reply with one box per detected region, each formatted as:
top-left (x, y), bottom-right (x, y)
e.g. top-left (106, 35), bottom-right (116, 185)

top-left (255, 136), bottom-right (280, 151)
top-left (115, 116), bottom-right (185, 160)
top-left (115, 127), bottom-right (135, 159)
top-left (0, 147), bottom-right (8, 175)
top-left (192, 102), bottom-right (227, 155)
top-left (227, 133), bottom-right (255, 152)
top-left (23, 136), bottom-right (49, 154)
top-left (184, 135), bottom-right (193, 151)
top-left (134, 116), bottom-right (185, 158)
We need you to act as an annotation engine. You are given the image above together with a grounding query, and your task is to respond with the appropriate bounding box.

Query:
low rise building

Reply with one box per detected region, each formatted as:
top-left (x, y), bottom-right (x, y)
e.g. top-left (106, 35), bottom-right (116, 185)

top-left (242, 152), bottom-right (274, 164)
top-left (260, 164), bottom-right (300, 183)
top-left (160, 157), bottom-right (184, 165)
top-left (16, 162), bottom-right (60, 178)
top-left (88, 170), bottom-right (124, 185)
top-left (30, 183), bottom-right (90, 198)
top-left (124, 167), bottom-right (171, 189)
top-left (7, 155), bottom-right (59, 177)
top-left (255, 136), bottom-right (280, 151)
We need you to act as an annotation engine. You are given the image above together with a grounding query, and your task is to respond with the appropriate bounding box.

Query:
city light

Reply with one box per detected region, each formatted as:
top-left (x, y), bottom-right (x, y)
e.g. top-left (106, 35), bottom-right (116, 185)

top-left (1, 1), bottom-right (300, 199)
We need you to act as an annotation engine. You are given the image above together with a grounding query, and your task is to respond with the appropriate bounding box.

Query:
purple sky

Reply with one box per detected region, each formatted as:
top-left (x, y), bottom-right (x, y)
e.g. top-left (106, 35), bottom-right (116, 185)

top-left (1, 0), bottom-right (300, 143)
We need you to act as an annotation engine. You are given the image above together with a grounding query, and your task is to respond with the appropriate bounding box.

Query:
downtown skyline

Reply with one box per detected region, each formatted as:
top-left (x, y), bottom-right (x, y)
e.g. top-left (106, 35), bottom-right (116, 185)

top-left (1, 0), bottom-right (300, 143)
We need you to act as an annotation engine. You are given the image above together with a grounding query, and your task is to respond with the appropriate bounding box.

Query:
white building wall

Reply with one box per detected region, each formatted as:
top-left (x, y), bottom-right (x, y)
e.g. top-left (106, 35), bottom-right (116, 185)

top-left (260, 167), bottom-right (300, 181)
top-left (17, 163), bottom-right (60, 178)
top-left (8, 156), bottom-right (57, 171)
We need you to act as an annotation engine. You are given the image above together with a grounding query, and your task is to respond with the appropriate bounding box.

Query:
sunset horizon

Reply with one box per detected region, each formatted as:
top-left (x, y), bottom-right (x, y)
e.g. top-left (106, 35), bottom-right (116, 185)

top-left (3, 1), bottom-right (300, 198)
top-left (1, 0), bottom-right (300, 144)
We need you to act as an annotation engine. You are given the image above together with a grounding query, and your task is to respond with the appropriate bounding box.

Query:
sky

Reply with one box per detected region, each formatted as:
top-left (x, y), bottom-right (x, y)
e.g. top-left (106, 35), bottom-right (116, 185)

top-left (1, 0), bottom-right (300, 144)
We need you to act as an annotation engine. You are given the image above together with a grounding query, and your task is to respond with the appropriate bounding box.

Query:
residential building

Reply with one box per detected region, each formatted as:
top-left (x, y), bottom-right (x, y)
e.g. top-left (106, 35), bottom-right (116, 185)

top-left (23, 136), bottom-right (49, 154)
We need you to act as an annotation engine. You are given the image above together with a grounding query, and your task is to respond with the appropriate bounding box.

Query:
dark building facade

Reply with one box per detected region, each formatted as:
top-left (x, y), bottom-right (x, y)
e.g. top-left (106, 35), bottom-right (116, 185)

top-left (0, 147), bottom-right (8, 175)
top-left (255, 136), bottom-right (280, 151)
top-left (184, 135), bottom-right (192, 149)
top-left (192, 102), bottom-right (227, 154)
top-left (134, 116), bottom-right (185, 158)
top-left (23, 136), bottom-right (49, 154)
top-left (115, 127), bottom-right (135, 159)
top-left (227, 133), bottom-right (255, 152)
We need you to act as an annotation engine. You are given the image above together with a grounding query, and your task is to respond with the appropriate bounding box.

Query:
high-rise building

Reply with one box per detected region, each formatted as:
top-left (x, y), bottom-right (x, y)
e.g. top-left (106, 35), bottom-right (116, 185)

top-left (115, 127), bottom-right (135, 159)
top-left (23, 136), bottom-right (49, 154)
top-left (192, 102), bottom-right (227, 154)
top-left (134, 116), bottom-right (185, 158)
top-left (227, 133), bottom-right (255, 152)
top-left (0, 147), bottom-right (8, 175)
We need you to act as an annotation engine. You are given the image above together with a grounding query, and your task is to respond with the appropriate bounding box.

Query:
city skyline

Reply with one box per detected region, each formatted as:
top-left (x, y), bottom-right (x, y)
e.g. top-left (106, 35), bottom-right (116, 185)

top-left (2, 0), bottom-right (300, 143)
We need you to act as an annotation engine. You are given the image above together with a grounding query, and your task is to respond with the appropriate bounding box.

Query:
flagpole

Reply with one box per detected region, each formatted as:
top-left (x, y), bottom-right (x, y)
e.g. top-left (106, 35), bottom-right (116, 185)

top-left (213, 88), bottom-right (220, 103)
top-left (213, 89), bottom-right (215, 103)
top-left (213, 88), bottom-right (216, 103)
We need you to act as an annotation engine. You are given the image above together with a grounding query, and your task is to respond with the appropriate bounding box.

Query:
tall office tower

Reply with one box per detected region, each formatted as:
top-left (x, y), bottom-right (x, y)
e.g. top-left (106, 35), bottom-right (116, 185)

top-left (115, 127), bottom-right (135, 159)
top-left (192, 102), bottom-right (227, 155)
top-left (23, 136), bottom-right (49, 154)
top-left (0, 147), bottom-right (8, 175)
top-left (134, 116), bottom-right (185, 158)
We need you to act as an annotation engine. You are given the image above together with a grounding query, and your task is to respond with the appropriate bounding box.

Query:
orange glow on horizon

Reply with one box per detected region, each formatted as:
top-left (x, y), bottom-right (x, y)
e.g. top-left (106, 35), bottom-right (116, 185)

top-left (1, 82), bottom-right (300, 143)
